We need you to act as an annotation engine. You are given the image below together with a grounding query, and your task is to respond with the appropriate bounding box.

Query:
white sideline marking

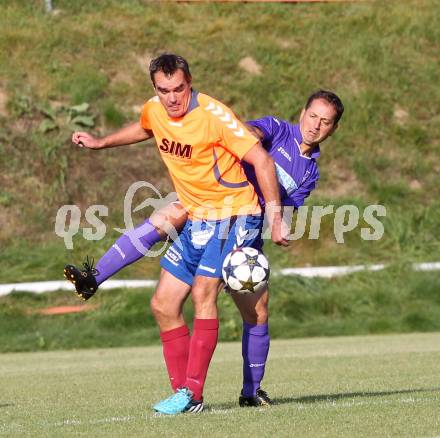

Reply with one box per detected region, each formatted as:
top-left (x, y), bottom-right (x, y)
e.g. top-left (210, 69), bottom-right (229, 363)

top-left (279, 261), bottom-right (440, 278)
top-left (0, 280), bottom-right (157, 297)
top-left (413, 262), bottom-right (440, 271)
top-left (278, 264), bottom-right (385, 278)
top-left (1, 262), bottom-right (439, 296)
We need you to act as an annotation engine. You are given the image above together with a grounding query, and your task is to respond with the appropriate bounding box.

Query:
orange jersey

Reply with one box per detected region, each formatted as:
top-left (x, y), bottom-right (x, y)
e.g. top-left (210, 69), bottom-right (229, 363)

top-left (140, 91), bottom-right (261, 220)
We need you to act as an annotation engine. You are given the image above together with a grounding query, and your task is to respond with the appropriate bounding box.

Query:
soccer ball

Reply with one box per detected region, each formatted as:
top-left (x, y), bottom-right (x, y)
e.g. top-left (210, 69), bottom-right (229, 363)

top-left (222, 247), bottom-right (270, 294)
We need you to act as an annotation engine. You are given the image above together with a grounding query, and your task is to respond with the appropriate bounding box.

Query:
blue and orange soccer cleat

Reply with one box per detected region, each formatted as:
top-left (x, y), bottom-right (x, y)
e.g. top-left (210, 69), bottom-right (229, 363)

top-left (153, 388), bottom-right (204, 415)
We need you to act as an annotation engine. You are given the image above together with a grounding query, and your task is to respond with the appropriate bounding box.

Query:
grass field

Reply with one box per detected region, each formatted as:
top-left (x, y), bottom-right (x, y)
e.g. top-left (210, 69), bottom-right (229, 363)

top-left (1, 333), bottom-right (439, 437)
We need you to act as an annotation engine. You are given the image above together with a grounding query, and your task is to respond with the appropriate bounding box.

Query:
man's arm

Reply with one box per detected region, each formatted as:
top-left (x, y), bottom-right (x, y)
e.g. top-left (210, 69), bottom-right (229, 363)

top-left (242, 143), bottom-right (289, 247)
top-left (245, 123), bottom-right (265, 141)
top-left (72, 122), bottom-right (153, 150)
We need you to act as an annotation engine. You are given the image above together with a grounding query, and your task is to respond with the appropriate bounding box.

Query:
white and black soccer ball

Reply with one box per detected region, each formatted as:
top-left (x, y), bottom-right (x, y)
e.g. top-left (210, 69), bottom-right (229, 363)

top-left (222, 247), bottom-right (270, 294)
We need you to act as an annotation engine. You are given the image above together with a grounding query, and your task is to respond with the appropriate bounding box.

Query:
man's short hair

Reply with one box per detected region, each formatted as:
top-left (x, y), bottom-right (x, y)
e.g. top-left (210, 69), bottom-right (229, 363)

top-left (305, 90), bottom-right (344, 124)
top-left (149, 54), bottom-right (192, 85)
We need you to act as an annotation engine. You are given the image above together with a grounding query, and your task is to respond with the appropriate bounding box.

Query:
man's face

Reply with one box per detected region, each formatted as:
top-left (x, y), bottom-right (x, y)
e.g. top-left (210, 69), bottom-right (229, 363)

top-left (153, 69), bottom-right (192, 118)
top-left (299, 98), bottom-right (338, 146)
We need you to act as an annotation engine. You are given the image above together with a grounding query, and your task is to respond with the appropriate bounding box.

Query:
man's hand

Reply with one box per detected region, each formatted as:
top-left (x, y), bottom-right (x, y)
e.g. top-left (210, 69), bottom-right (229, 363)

top-left (267, 208), bottom-right (289, 247)
top-left (72, 122), bottom-right (153, 150)
top-left (72, 131), bottom-right (104, 149)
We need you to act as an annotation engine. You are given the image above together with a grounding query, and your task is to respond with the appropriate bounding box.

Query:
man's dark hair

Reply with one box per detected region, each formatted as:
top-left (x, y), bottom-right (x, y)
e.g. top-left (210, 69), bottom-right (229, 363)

top-left (149, 54), bottom-right (192, 85)
top-left (305, 90), bottom-right (344, 124)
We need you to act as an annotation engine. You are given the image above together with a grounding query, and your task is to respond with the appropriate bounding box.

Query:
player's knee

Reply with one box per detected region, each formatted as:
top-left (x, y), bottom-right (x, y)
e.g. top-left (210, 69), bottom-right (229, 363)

top-left (149, 214), bottom-right (168, 237)
top-left (150, 203), bottom-right (186, 237)
top-left (150, 295), bottom-right (168, 321)
top-left (255, 310), bottom-right (269, 325)
top-left (241, 311), bottom-right (268, 325)
top-left (239, 302), bottom-right (268, 325)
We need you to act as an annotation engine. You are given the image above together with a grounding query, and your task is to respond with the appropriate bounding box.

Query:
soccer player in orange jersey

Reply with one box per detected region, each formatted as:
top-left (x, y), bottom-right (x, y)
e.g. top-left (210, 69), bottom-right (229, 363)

top-left (69, 54), bottom-right (288, 414)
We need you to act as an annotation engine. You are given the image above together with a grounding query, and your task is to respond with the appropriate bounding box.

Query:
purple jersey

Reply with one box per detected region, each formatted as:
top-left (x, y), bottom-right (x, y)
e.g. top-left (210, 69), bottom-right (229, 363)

top-left (243, 116), bottom-right (320, 208)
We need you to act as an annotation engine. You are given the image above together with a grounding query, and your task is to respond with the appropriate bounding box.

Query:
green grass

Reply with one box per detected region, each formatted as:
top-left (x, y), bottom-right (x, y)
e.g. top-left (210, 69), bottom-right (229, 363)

top-left (2, 268), bottom-right (440, 353)
top-left (1, 333), bottom-right (439, 437)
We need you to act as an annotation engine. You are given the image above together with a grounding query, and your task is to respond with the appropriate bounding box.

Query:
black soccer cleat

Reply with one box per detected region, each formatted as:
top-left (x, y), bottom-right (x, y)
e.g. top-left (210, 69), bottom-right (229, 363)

top-left (239, 388), bottom-right (273, 407)
top-left (64, 256), bottom-right (99, 301)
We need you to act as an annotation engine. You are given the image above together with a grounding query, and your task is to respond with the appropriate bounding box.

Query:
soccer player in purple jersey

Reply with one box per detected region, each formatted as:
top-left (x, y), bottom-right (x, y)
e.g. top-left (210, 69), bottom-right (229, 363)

top-left (65, 89), bottom-right (344, 407)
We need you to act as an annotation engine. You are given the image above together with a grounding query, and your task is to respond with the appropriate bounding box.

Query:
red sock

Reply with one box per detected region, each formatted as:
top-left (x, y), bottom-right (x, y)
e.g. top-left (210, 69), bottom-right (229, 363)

top-left (185, 318), bottom-right (219, 401)
top-left (160, 325), bottom-right (190, 392)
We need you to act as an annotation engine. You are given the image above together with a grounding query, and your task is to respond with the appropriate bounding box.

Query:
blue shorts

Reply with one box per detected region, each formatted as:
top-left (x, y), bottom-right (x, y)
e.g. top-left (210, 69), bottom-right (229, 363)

top-left (160, 214), bottom-right (263, 286)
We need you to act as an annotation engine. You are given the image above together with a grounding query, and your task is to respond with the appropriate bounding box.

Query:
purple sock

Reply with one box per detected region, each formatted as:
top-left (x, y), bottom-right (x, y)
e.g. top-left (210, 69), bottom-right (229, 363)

top-left (94, 219), bottom-right (161, 285)
top-left (242, 321), bottom-right (270, 397)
